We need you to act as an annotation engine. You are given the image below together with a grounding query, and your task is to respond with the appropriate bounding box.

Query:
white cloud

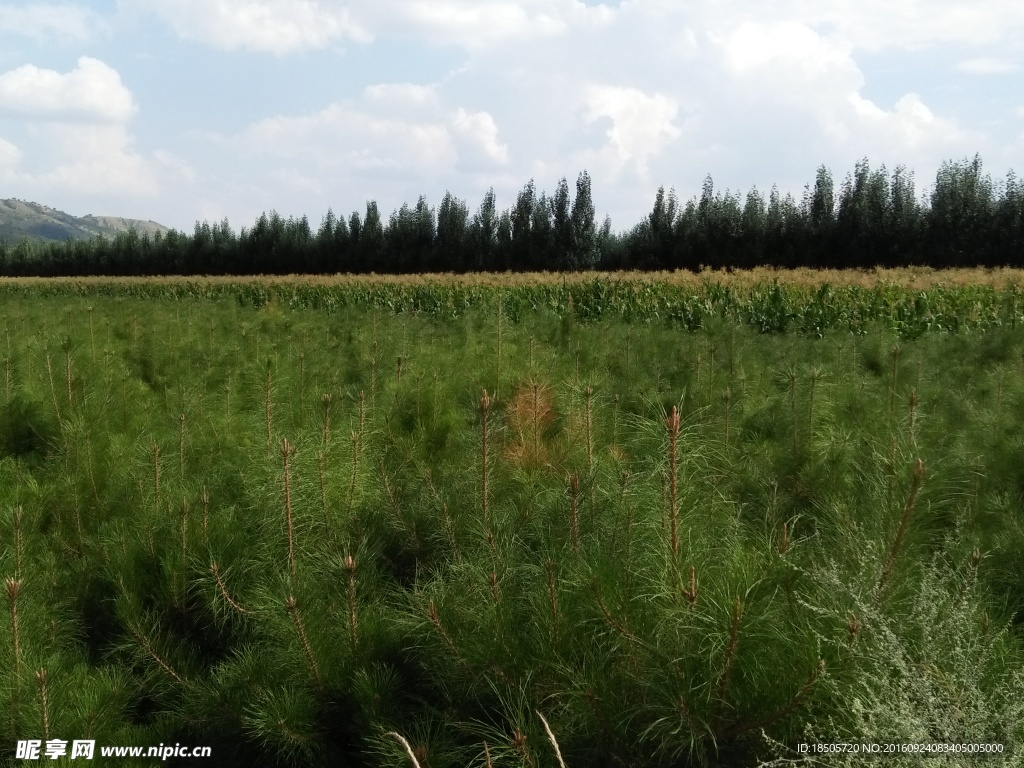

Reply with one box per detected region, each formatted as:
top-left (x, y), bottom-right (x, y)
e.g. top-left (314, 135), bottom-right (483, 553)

top-left (0, 3), bottom-right (102, 42)
top-left (452, 108), bottom-right (509, 165)
top-left (0, 137), bottom-right (22, 169)
top-left (154, 150), bottom-right (196, 184)
top-left (363, 83), bottom-right (439, 108)
top-left (0, 57), bottom-right (135, 123)
top-left (137, 0), bottom-right (370, 54)
top-left (242, 103), bottom-right (459, 172)
top-left (582, 85), bottom-right (680, 175)
top-left (956, 57), bottom-right (1019, 75)
top-left (30, 125), bottom-right (159, 197)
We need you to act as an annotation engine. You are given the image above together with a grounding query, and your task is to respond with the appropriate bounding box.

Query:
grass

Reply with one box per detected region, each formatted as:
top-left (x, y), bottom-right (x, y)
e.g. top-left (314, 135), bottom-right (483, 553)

top-left (0, 279), bottom-right (1021, 767)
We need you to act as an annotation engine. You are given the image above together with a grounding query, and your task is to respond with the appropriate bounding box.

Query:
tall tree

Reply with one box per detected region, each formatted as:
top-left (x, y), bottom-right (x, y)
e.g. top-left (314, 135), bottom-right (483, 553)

top-left (550, 177), bottom-right (572, 269)
top-left (570, 170), bottom-right (597, 269)
top-left (436, 191), bottom-right (469, 270)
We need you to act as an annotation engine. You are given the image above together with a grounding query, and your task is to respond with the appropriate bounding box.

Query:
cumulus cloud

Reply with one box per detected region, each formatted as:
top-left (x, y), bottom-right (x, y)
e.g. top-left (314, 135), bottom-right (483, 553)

top-left (452, 108), bottom-right (509, 165)
top-left (137, 0), bottom-right (370, 54)
top-left (0, 137), bottom-right (22, 169)
top-left (0, 3), bottom-right (102, 42)
top-left (242, 103), bottom-right (459, 171)
top-left (956, 57), bottom-right (1019, 75)
top-left (28, 125), bottom-right (158, 197)
top-left (582, 85), bottom-right (681, 175)
top-left (0, 57), bottom-right (135, 123)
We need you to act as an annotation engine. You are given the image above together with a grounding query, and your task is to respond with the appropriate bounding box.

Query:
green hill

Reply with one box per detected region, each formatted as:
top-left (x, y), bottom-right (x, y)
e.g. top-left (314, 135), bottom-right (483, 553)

top-left (0, 198), bottom-right (170, 242)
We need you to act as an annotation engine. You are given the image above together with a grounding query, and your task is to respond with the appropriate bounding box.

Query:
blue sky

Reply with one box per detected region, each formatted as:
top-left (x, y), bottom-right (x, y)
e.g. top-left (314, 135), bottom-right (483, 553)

top-left (0, 0), bottom-right (1021, 234)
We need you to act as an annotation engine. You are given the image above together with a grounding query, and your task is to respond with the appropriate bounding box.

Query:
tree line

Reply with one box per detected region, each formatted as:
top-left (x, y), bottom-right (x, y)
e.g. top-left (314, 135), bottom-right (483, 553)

top-left (1, 156), bottom-right (1021, 276)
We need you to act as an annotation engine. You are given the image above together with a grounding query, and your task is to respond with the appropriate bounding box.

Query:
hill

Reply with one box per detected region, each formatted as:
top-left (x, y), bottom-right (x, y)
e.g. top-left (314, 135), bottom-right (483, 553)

top-left (0, 198), bottom-right (170, 242)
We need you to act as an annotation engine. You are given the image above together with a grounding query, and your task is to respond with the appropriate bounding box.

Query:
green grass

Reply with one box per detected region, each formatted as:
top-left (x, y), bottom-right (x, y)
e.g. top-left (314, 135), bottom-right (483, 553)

top-left (0, 285), bottom-right (1021, 767)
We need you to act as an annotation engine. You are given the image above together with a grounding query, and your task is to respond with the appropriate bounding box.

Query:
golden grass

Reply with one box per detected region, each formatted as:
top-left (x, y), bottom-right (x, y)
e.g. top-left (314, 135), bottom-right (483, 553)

top-left (3, 266), bottom-right (1024, 289)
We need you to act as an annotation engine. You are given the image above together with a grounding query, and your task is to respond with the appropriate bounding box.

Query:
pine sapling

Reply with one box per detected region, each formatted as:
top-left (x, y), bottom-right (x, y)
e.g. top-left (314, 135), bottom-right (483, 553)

top-left (65, 345), bottom-right (73, 409)
top-left (210, 562), bottom-right (250, 615)
top-left (282, 438), bottom-right (297, 583)
top-left (667, 406), bottom-right (680, 559)
top-left (322, 393), bottom-right (332, 450)
top-left (715, 595), bottom-right (743, 707)
top-left (878, 458), bottom-right (925, 595)
top-left (36, 668), bottom-right (50, 741)
top-left (545, 557), bottom-right (559, 642)
top-left (569, 471), bottom-right (580, 554)
top-left (201, 486), bottom-right (209, 547)
top-left (152, 445), bottom-right (161, 517)
top-left (179, 413), bottom-right (185, 479)
top-left (285, 596), bottom-right (323, 692)
top-left (344, 554), bottom-right (357, 652)
top-left (347, 431), bottom-right (360, 514)
top-left (265, 364), bottom-right (273, 450)
top-left (481, 389), bottom-right (491, 522)
top-left (682, 565), bottom-right (697, 608)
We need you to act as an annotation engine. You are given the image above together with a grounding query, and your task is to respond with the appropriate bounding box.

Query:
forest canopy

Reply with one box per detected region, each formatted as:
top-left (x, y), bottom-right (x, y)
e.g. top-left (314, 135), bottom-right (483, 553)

top-left (1, 155), bottom-right (1021, 276)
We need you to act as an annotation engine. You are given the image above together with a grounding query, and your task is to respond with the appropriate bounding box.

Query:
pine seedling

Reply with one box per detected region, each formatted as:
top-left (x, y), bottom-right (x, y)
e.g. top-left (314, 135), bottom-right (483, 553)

top-left (14, 505), bottom-right (24, 578)
top-left (285, 595), bottom-right (323, 693)
top-left (723, 386), bottom-right (732, 448)
top-left (125, 617), bottom-right (189, 688)
top-left (496, 292), bottom-right (502, 400)
top-left (281, 438), bottom-right (297, 584)
top-left (667, 406), bottom-right (680, 559)
top-left (370, 340), bottom-right (377, 409)
top-left (180, 497), bottom-right (189, 562)
top-left (179, 413), bottom-right (185, 480)
top-left (209, 562), bottom-right (250, 616)
top-left (889, 344), bottom-right (902, 413)
top-left (201, 486), bottom-right (209, 547)
top-left (152, 445), bottom-right (161, 517)
top-left (585, 386), bottom-right (594, 472)
top-left (359, 390), bottom-right (365, 434)
top-left (45, 348), bottom-right (61, 424)
top-left (788, 366), bottom-right (799, 464)
top-left (7, 576), bottom-right (22, 692)
top-left (545, 557), bottom-right (559, 642)
top-left (65, 344), bottom-right (73, 409)
top-left (427, 599), bottom-right (456, 652)
top-left (682, 565), bottom-right (697, 608)
top-left (808, 367), bottom-right (821, 446)
top-left (877, 458), bottom-right (925, 595)
top-left (347, 431), bottom-right (360, 514)
top-left (265, 363), bottom-right (273, 450)
top-left (908, 389), bottom-right (918, 448)
top-left (344, 554), bottom-right (357, 652)
top-left (321, 393), bottom-right (331, 450)
top-left (316, 452), bottom-right (328, 525)
top-left (36, 668), bottom-right (50, 741)
top-left (532, 381), bottom-right (541, 462)
top-left (298, 351), bottom-right (305, 428)
top-left (569, 471), bottom-right (580, 554)
top-left (481, 389), bottom-right (491, 522)
top-left (715, 595), bottom-right (743, 708)
top-left (87, 305), bottom-right (95, 362)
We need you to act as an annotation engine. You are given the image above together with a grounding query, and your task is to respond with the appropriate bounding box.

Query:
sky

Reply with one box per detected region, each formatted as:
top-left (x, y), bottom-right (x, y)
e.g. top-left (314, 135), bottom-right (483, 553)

top-left (0, 0), bottom-right (1021, 234)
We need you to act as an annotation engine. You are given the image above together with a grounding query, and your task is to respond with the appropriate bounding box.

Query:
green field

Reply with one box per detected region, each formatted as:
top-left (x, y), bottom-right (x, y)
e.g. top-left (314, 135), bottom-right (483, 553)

top-left (1, 276), bottom-right (1022, 767)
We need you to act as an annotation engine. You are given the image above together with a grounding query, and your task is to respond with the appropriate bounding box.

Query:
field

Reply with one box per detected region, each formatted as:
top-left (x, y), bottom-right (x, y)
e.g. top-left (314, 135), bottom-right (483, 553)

top-left (0, 272), bottom-right (1023, 767)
